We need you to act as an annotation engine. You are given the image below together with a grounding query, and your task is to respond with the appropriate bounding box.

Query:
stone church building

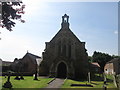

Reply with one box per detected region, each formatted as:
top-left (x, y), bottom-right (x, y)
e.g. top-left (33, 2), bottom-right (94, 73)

top-left (39, 14), bottom-right (89, 79)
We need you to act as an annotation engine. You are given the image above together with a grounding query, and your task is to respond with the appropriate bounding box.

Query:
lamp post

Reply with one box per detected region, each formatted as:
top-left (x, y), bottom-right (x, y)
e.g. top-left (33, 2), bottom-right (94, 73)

top-left (33, 58), bottom-right (42, 80)
top-left (34, 64), bottom-right (38, 80)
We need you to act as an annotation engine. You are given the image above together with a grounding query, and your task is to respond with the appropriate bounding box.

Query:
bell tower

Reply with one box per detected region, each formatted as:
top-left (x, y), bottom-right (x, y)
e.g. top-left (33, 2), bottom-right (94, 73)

top-left (61, 14), bottom-right (69, 29)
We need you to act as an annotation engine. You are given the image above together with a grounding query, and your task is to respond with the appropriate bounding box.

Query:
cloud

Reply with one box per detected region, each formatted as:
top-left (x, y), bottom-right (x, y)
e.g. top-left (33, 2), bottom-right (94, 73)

top-left (114, 30), bottom-right (118, 34)
top-left (0, 30), bottom-right (43, 61)
top-left (0, 31), bottom-right (33, 61)
top-left (23, 0), bottom-right (49, 17)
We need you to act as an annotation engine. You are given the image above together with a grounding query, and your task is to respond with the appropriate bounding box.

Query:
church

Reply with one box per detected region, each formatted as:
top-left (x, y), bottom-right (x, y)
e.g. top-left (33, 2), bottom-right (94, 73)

top-left (39, 14), bottom-right (89, 79)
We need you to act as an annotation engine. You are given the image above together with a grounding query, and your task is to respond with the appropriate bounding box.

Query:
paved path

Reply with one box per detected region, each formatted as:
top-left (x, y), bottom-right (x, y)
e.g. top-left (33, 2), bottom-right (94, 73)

top-left (46, 78), bottom-right (65, 88)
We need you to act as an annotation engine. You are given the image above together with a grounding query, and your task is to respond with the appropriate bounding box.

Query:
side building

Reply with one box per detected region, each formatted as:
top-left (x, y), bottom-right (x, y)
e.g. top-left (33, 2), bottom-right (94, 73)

top-left (11, 52), bottom-right (41, 75)
top-left (0, 59), bottom-right (12, 76)
top-left (104, 58), bottom-right (120, 75)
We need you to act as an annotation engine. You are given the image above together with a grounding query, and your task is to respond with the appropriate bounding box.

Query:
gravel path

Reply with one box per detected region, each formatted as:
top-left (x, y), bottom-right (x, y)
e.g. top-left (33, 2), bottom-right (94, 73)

top-left (46, 78), bottom-right (65, 88)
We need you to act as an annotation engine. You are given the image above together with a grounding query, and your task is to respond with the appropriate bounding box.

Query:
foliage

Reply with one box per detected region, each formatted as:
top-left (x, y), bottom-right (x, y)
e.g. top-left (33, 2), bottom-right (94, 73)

top-left (88, 56), bottom-right (93, 62)
top-left (92, 51), bottom-right (113, 73)
top-left (0, 1), bottom-right (25, 31)
top-left (112, 55), bottom-right (120, 58)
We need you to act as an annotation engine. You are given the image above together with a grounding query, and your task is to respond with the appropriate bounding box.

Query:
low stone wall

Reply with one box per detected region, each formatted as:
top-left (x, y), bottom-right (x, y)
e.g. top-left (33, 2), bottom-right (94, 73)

top-left (1, 72), bottom-right (34, 76)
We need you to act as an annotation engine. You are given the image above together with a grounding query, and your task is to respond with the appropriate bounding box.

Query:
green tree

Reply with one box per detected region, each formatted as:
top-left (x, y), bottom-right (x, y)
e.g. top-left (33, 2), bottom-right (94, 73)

top-left (112, 55), bottom-right (120, 58)
top-left (88, 56), bottom-right (93, 62)
top-left (92, 51), bottom-right (113, 73)
top-left (0, 1), bottom-right (25, 31)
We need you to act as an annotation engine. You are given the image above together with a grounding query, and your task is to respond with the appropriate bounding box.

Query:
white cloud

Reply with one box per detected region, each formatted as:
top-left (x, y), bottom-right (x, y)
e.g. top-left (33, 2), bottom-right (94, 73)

top-left (22, 0), bottom-right (49, 17)
top-left (0, 31), bottom-right (32, 61)
top-left (114, 30), bottom-right (118, 34)
top-left (0, 29), bottom-right (43, 61)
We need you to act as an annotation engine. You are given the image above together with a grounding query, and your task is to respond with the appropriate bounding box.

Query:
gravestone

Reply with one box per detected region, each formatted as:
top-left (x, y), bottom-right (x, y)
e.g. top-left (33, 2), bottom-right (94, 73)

top-left (14, 72), bottom-right (20, 80)
top-left (3, 72), bottom-right (12, 88)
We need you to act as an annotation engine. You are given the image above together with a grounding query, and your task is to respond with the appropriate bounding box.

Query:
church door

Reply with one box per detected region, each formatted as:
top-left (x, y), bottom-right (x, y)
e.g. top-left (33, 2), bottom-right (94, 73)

top-left (57, 62), bottom-right (67, 78)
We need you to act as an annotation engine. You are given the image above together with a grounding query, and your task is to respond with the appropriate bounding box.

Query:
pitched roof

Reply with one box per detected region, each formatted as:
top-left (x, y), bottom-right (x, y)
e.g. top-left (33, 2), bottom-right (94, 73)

top-left (2, 61), bottom-right (12, 66)
top-left (26, 52), bottom-right (41, 59)
top-left (50, 28), bottom-right (82, 43)
top-left (0, 58), bottom-right (2, 61)
top-left (107, 58), bottom-right (120, 63)
top-left (23, 52), bottom-right (41, 64)
top-left (91, 62), bottom-right (100, 68)
top-left (49, 14), bottom-right (83, 44)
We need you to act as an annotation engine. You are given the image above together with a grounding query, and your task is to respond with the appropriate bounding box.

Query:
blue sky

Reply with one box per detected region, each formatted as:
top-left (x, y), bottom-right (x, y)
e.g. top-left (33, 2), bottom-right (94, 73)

top-left (0, 1), bottom-right (118, 61)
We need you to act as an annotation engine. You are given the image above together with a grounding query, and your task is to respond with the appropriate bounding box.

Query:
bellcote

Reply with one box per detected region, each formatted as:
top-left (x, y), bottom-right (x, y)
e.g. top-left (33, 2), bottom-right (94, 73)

top-left (61, 14), bottom-right (70, 29)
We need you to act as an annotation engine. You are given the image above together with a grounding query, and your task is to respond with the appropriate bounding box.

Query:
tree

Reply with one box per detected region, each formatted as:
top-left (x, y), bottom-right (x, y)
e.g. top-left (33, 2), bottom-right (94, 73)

top-left (112, 55), bottom-right (120, 58)
top-left (92, 51), bottom-right (113, 73)
top-left (88, 56), bottom-right (93, 62)
top-left (0, 1), bottom-right (25, 31)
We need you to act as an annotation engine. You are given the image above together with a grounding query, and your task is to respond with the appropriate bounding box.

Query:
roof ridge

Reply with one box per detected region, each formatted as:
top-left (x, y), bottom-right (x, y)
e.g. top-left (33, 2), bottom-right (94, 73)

top-left (27, 52), bottom-right (41, 58)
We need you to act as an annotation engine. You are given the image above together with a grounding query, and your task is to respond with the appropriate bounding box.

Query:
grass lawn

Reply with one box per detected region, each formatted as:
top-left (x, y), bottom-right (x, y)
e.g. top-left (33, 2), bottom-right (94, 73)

top-left (0, 74), bottom-right (117, 89)
top-left (1, 76), bottom-right (53, 89)
top-left (62, 74), bottom-right (117, 88)
top-left (62, 80), bottom-right (116, 88)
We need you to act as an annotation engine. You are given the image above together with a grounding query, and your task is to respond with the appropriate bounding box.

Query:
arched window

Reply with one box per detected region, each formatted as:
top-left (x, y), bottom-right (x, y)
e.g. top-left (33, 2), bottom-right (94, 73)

top-left (68, 45), bottom-right (71, 58)
top-left (64, 17), bottom-right (67, 22)
top-left (58, 41), bottom-right (61, 55)
top-left (62, 45), bottom-right (66, 57)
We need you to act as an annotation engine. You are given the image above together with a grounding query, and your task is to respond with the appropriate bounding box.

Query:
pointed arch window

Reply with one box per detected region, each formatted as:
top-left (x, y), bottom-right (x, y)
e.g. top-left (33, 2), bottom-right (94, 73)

top-left (62, 44), bottom-right (66, 57)
top-left (68, 44), bottom-right (71, 58)
top-left (58, 41), bottom-right (61, 55)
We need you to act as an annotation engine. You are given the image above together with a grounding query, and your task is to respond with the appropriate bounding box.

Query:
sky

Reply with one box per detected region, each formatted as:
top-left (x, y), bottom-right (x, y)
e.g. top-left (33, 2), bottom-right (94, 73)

top-left (0, 0), bottom-right (118, 61)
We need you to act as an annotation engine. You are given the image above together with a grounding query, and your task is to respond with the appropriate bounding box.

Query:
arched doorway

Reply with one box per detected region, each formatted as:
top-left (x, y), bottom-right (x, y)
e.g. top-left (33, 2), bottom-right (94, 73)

top-left (57, 62), bottom-right (67, 78)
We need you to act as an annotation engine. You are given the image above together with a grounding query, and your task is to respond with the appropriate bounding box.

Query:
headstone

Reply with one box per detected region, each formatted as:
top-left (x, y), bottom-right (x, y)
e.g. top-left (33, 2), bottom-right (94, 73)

top-left (20, 75), bottom-right (24, 80)
top-left (3, 72), bottom-right (12, 88)
top-left (14, 75), bottom-right (20, 80)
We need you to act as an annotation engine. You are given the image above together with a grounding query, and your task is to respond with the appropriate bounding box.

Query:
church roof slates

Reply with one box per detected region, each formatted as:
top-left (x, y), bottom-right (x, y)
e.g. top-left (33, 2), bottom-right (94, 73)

top-left (22, 52), bottom-right (41, 64)
top-left (49, 14), bottom-right (83, 44)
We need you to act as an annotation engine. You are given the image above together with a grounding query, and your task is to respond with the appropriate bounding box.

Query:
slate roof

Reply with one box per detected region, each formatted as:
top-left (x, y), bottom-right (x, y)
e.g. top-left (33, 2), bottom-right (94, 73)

top-left (49, 14), bottom-right (83, 44)
top-left (23, 52), bottom-right (41, 64)
top-left (27, 52), bottom-right (41, 59)
top-left (107, 58), bottom-right (120, 63)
